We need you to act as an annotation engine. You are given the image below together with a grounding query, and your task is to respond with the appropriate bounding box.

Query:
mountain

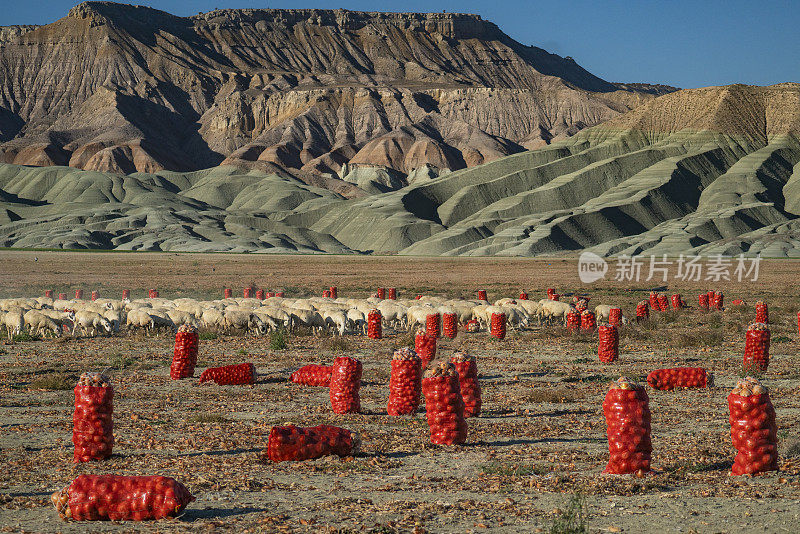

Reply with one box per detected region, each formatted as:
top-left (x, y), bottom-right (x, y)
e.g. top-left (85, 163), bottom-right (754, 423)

top-left (3, 83), bottom-right (800, 256)
top-left (0, 2), bottom-right (672, 194)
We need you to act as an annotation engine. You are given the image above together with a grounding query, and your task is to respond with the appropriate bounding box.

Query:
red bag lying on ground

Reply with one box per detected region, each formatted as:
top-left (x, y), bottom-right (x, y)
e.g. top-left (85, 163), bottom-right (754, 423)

top-left (52, 475), bottom-right (194, 521)
top-left (199, 363), bottom-right (255, 385)
top-left (744, 322), bottom-right (770, 372)
top-left (415, 329), bottom-right (437, 368)
top-left (330, 356), bottom-right (362, 414)
top-left (73, 373), bottom-right (113, 463)
top-left (387, 348), bottom-right (422, 415)
top-left (291, 364), bottom-right (332, 387)
top-left (465, 319), bottom-right (480, 333)
top-left (451, 351), bottom-right (481, 417)
top-left (265, 424), bottom-right (360, 462)
top-left (646, 367), bottom-right (712, 390)
top-left (421, 362), bottom-right (467, 445)
top-left (603, 377), bottom-right (652, 475)
top-left (170, 324), bottom-right (198, 380)
top-left (728, 377), bottom-right (778, 475)
top-left (598, 324), bottom-right (618, 363)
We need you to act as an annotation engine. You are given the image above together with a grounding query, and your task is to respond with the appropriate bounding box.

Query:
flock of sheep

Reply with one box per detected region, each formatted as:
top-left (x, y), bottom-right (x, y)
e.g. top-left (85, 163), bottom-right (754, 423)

top-left (0, 292), bottom-right (624, 339)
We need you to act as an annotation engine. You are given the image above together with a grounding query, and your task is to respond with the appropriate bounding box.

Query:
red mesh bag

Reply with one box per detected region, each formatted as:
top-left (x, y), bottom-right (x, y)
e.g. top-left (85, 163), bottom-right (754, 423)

top-left (58, 293), bottom-right (67, 300)
top-left (647, 367), bottom-right (712, 390)
top-left (266, 292), bottom-right (275, 298)
top-left (712, 291), bottom-right (724, 310)
top-left (442, 312), bottom-right (458, 339)
top-left (170, 325), bottom-right (198, 380)
top-left (636, 300), bottom-right (649, 322)
top-left (322, 290), bottom-right (331, 298)
top-left (121, 289), bottom-right (130, 300)
top-left (657, 294), bottom-right (669, 312)
top-left (603, 377), bottom-right (652, 475)
top-left (224, 288), bottom-right (232, 298)
top-left (465, 319), bottom-right (479, 333)
top-left (671, 294), bottom-right (683, 310)
top-left (451, 351), bottom-right (481, 417)
top-left (426, 313), bottom-right (441, 339)
top-left (329, 286), bottom-right (338, 299)
top-left (367, 309), bottom-right (382, 339)
top-left (387, 348), bottom-right (422, 415)
top-left (477, 290), bottom-right (487, 301)
top-left (291, 364), bottom-right (332, 387)
top-left (52, 475), bottom-right (194, 521)
top-left (519, 291), bottom-right (528, 300)
top-left (256, 289), bottom-right (265, 299)
top-left (698, 293), bottom-right (709, 309)
top-left (566, 310), bottom-right (581, 330)
top-left (731, 299), bottom-right (744, 306)
top-left (421, 362), bottom-right (468, 445)
top-left (575, 299), bottom-right (588, 312)
top-left (243, 287), bottom-right (253, 298)
top-left (648, 291), bottom-right (658, 310)
top-left (728, 378), bottom-right (778, 475)
top-left (148, 289), bottom-right (158, 298)
top-left (490, 312), bottom-right (506, 340)
top-left (550, 293), bottom-right (560, 301)
top-left (265, 424), bottom-right (360, 462)
top-left (91, 291), bottom-right (99, 301)
top-left (387, 288), bottom-right (396, 300)
top-left (75, 289), bottom-right (84, 299)
top-left (755, 301), bottom-right (768, 323)
top-left (199, 363), bottom-right (255, 385)
top-left (744, 322), bottom-right (770, 372)
top-left (547, 288), bottom-right (555, 298)
top-left (72, 373), bottom-right (113, 463)
top-left (415, 329), bottom-right (437, 368)
top-left (598, 324), bottom-right (618, 363)
top-left (275, 291), bottom-right (284, 297)
top-left (608, 308), bottom-right (622, 326)
top-left (330, 356), bottom-right (361, 414)
top-left (45, 289), bottom-right (54, 298)
top-left (376, 288), bottom-right (386, 299)
top-left (580, 310), bottom-right (596, 330)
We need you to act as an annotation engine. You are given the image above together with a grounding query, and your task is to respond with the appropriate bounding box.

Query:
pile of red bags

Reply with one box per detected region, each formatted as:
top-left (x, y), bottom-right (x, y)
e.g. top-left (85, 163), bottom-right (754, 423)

top-left (330, 356), bottom-right (362, 414)
top-left (265, 425), bottom-right (360, 462)
top-left (52, 475), bottom-right (194, 521)
top-left (608, 308), bottom-right (622, 326)
top-left (580, 310), bottom-right (596, 330)
top-left (744, 322), bottom-right (770, 372)
top-left (170, 324), bottom-right (198, 380)
top-left (291, 364), bottom-right (332, 387)
top-left (367, 309), bottom-right (382, 339)
top-left (566, 309), bottom-right (581, 330)
top-left (415, 328), bottom-right (437, 368)
top-left (636, 300), bottom-right (649, 322)
top-left (728, 377), bottom-right (778, 475)
top-left (646, 367), bottom-right (711, 390)
top-left (598, 324), bottom-right (619, 363)
top-left (387, 348), bottom-right (422, 415)
top-left (442, 312), bottom-right (458, 339)
top-left (603, 377), bottom-right (651, 475)
top-left (426, 313), bottom-right (441, 339)
top-left (451, 351), bottom-right (481, 417)
top-left (421, 362), bottom-right (467, 445)
top-left (199, 363), bottom-right (255, 385)
top-left (490, 312), bottom-right (506, 340)
top-left (73, 373), bottom-right (114, 463)
top-left (755, 300), bottom-right (768, 323)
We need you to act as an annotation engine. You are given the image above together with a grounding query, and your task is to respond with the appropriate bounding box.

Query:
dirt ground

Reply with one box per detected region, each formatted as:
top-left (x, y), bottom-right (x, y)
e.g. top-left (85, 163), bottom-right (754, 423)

top-left (1, 252), bottom-right (800, 533)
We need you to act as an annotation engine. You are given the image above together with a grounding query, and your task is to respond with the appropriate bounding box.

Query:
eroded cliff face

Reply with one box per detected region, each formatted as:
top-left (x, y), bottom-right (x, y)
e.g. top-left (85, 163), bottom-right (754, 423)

top-left (0, 2), bottom-right (673, 192)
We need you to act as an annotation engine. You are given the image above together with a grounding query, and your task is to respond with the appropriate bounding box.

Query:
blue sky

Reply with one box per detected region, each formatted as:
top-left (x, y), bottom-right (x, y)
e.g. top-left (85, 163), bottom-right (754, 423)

top-left (5, 0), bottom-right (799, 89)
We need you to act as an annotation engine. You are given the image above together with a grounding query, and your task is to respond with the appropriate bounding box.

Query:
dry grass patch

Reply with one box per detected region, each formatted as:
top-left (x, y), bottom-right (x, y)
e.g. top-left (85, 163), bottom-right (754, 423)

top-left (29, 373), bottom-right (75, 390)
top-left (526, 387), bottom-right (587, 403)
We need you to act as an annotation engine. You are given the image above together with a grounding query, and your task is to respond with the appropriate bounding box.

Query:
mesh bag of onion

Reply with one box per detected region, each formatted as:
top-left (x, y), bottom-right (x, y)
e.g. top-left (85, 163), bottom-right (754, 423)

top-left (451, 351), bottom-right (481, 417)
top-left (415, 329), bottom-right (437, 368)
top-left (608, 308), bottom-right (622, 326)
top-left (647, 367), bottom-right (712, 390)
top-left (442, 312), bottom-right (458, 339)
top-left (490, 312), bottom-right (506, 340)
top-left (330, 356), bottom-right (362, 414)
top-left (598, 324), bottom-right (618, 363)
top-left (728, 377), bottom-right (778, 475)
top-left (421, 362), bottom-right (468, 445)
top-left (387, 348), bottom-right (422, 415)
top-left (199, 363), bottom-right (255, 385)
top-left (170, 324), bottom-right (198, 380)
top-left (755, 301), bottom-right (768, 323)
top-left (426, 313), bottom-right (441, 339)
top-left (635, 301), bottom-right (649, 321)
top-left (52, 475), bottom-right (194, 521)
top-left (290, 364), bottom-right (331, 387)
top-left (743, 322), bottom-right (770, 372)
top-left (73, 372), bottom-right (113, 463)
top-left (603, 377), bottom-right (652, 475)
top-left (265, 424), bottom-right (360, 462)
top-left (580, 310), bottom-right (597, 330)
top-left (566, 309), bottom-right (581, 330)
top-left (367, 309), bottom-right (382, 339)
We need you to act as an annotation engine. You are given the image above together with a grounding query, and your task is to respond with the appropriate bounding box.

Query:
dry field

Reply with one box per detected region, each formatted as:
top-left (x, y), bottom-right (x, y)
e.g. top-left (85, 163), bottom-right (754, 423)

top-left (1, 252), bottom-right (800, 533)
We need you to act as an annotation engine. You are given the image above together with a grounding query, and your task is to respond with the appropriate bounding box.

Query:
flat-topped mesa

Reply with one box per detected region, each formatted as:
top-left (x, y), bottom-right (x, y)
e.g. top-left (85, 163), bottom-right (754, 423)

top-left (191, 8), bottom-right (501, 41)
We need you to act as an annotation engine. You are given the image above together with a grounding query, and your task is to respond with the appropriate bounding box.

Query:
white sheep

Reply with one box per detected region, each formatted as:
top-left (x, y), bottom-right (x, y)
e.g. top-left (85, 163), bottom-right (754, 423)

top-left (72, 310), bottom-right (112, 337)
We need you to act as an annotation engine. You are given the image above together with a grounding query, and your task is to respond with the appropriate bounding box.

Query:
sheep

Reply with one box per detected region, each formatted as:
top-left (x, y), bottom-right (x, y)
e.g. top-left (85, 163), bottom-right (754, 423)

top-left (127, 308), bottom-right (155, 334)
top-left (201, 308), bottom-right (225, 332)
top-left (322, 310), bottom-right (348, 336)
top-left (540, 300), bottom-right (574, 325)
top-left (3, 309), bottom-right (24, 339)
top-left (72, 310), bottom-right (112, 337)
top-left (167, 309), bottom-right (196, 328)
top-left (23, 310), bottom-right (61, 337)
top-left (288, 308), bottom-right (326, 334)
top-left (346, 309), bottom-right (367, 334)
top-left (223, 310), bottom-right (266, 336)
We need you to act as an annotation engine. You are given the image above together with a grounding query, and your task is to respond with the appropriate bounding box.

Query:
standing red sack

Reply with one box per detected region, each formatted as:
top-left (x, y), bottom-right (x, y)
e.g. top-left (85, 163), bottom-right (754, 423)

top-left (387, 348), bottom-right (422, 415)
top-left (426, 313), bottom-right (441, 339)
top-left (755, 300), bottom-right (768, 323)
top-left (636, 301), bottom-right (649, 322)
top-left (367, 309), bottom-right (382, 339)
top-left (415, 328), bottom-right (437, 368)
top-left (442, 312), bottom-right (458, 339)
top-left (421, 362), bottom-right (467, 445)
top-left (170, 324), bottom-right (198, 379)
top-left (598, 324), bottom-right (618, 363)
top-left (330, 356), bottom-right (362, 414)
top-left (608, 307), bottom-right (622, 326)
top-left (728, 377), bottom-right (778, 475)
top-left (490, 312), bottom-right (506, 340)
top-left (72, 373), bottom-right (113, 463)
top-left (699, 293), bottom-right (709, 309)
top-left (743, 322), bottom-right (770, 372)
top-left (603, 377), bottom-right (651, 475)
top-left (451, 351), bottom-right (481, 417)
top-left (580, 310), bottom-right (597, 330)
top-left (566, 309), bottom-right (581, 330)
